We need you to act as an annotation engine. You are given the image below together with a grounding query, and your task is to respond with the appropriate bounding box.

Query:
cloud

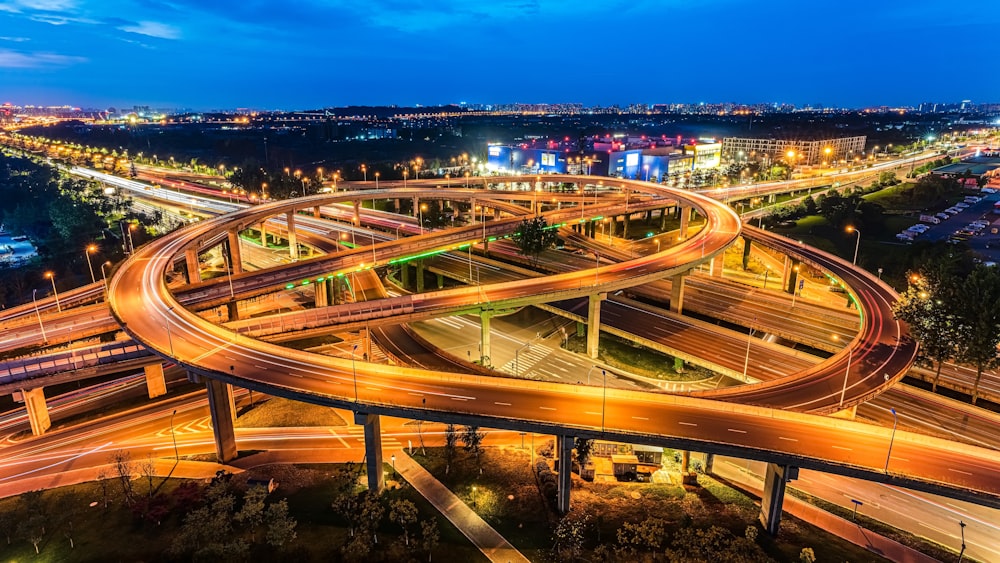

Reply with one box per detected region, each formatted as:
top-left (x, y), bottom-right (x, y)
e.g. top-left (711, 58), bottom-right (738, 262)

top-left (0, 0), bottom-right (77, 12)
top-left (0, 36), bottom-right (30, 41)
top-left (118, 20), bottom-right (179, 39)
top-left (0, 48), bottom-right (86, 67)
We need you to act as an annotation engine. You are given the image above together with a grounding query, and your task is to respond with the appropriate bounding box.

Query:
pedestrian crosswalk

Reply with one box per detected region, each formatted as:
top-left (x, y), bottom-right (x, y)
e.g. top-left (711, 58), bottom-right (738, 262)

top-left (499, 344), bottom-right (553, 377)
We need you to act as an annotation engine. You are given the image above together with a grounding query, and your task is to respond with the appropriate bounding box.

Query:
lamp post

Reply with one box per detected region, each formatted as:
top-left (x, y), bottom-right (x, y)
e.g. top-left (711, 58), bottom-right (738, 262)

top-left (221, 251), bottom-right (236, 299)
top-left (351, 344), bottom-right (359, 403)
top-left (471, 485), bottom-right (477, 507)
top-left (643, 164), bottom-right (649, 182)
top-left (165, 306), bottom-right (175, 357)
top-left (592, 250), bottom-right (600, 287)
top-left (847, 226), bottom-right (861, 265)
top-left (884, 407), bottom-right (897, 473)
top-left (31, 289), bottom-right (48, 343)
top-left (958, 521), bottom-right (967, 563)
top-left (601, 369), bottom-right (608, 432)
top-left (101, 261), bottom-right (112, 292)
top-left (375, 171), bottom-right (380, 190)
top-left (361, 164), bottom-right (367, 183)
top-left (170, 409), bottom-right (179, 461)
top-left (85, 244), bottom-right (97, 283)
top-left (514, 342), bottom-right (530, 376)
top-left (839, 343), bottom-right (854, 409)
top-left (391, 453), bottom-right (396, 477)
top-left (45, 272), bottom-right (61, 312)
top-left (741, 318), bottom-right (755, 382)
top-left (762, 266), bottom-right (770, 290)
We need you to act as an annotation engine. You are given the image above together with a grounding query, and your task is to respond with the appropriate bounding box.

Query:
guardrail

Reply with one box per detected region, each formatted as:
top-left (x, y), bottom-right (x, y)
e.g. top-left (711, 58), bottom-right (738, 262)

top-left (0, 341), bottom-right (154, 384)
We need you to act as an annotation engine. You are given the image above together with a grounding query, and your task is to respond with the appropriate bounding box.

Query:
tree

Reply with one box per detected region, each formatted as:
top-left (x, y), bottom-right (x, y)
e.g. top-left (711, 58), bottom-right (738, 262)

top-left (893, 270), bottom-right (959, 391)
top-left (512, 216), bottom-right (559, 266)
top-left (110, 450), bottom-right (137, 507)
top-left (953, 266), bottom-right (1000, 404)
top-left (552, 513), bottom-right (589, 561)
top-left (389, 498), bottom-right (418, 547)
top-left (574, 438), bottom-right (594, 466)
top-left (264, 499), bottom-right (297, 548)
top-left (360, 491), bottom-right (386, 546)
top-left (139, 453), bottom-right (156, 498)
top-left (461, 425), bottom-right (486, 472)
top-left (235, 484), bottom-right (268, 541)
top-left (444, 424), bottom-right (458, 474)
top-left (420, 518), bottom-right (440, 562)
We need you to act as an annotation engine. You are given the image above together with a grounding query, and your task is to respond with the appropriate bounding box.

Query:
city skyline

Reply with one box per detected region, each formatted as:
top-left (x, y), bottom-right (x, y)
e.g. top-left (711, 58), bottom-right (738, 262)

top-left (1, 0), bottom-right (998, 110)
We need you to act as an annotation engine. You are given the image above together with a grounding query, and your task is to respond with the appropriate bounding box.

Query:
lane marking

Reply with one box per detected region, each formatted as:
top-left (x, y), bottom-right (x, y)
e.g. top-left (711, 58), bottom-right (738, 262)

top-left (494, 402), bottom-right (511, 406)
top-left (539, 406), bottom-right (556, 411)
top-left (585, 411), bottom-right (601, 416)
top-left (679, 421), bottom-right (697, 426)
top-left (832, 445), bottom-right (852, 451)
top-left (450, 397), bottom-right (469, 402)
top-left (632, 416), bottom-right (649, 421)
top-left (727, 428), bottom-right (747, 433)
top-left (948, 468), bottom-right (973, 476)
top-left (778, 436), bottom-right (798, 442)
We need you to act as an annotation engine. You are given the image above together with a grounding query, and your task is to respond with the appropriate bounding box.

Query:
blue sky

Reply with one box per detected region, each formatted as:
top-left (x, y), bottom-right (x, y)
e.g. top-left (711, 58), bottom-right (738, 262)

top-left (1, 0), bottom-right (998, 110)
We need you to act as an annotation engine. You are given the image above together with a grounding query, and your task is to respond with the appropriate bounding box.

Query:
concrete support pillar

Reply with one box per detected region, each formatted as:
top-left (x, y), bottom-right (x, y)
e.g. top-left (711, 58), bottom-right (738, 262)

top-left (679, 206), bottom-right (690, 239)
top-left (260, 223), bottom-right (268, 247)
top-left (742, 237), bottom-right (752, 270)
top-left (623, 214), bottom-right (631, 236)
top-left (480, 310), bottom-right (493, 367)
top-left (205, 377), bottom-right (237, 463)
top-left (781, 255), bottom-right (792, 288)
top-left (436, 272), bottom-right (444, 289)
top-left (226, 229), bottom-right (243, 274)
top-left (556, 435), bottom-right (574, 514)
top-left (286, 211), bottom-right (299, 260)
top-left (332, 278), bottom-right (342, 305)
top-left (760, 463), bottom-right (799, 536)
top-left (416, 261), bottom-right (426, 293)
top-left (609, 216), bottom-right (617, 237)
top-left (314, 281), bottom-right (329, 307)
top-left (361, 327), bottom-right (373, 361)
top-left (786, 259), bottom-right (801, 295)
top-left (354, 412), bottom-right (384, 493)
top-left (587, 293), bottom-right (606, 359)
top-left (353, 201), bottom-right (361, 226)
top-left (18, 387), bottom-right (50, 436)
top-left (703, 453), bottom-right (715, 474)
top-left (412, 197), bottom-right (419, 217)
top-left (144, 363), bottom-right (167, 398)
top-left (401, 264), bottom-right (411, 288)
top-left (660, 207), bottom-right (670, 230)
top-left (227, 300), bottom-right (239, 321)
top-left (313, 205), bottom-right (321, 218)
top-left (681, 450), bottom-right (690, 473)
top-left (670, 273), bottom-right (687, 314)
top-left (494, 208), bottom-right (500, 220)
top-left (184, 247), bottom-right (201, 284)
top-left (710, 253), bottom-right (725, 278)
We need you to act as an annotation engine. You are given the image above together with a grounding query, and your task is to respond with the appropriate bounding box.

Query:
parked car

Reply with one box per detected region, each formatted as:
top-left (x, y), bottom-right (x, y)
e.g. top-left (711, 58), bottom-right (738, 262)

top-left (935, 213), bottom-right (951, 220)
top-left (956, 202), bottom-right (970, 209)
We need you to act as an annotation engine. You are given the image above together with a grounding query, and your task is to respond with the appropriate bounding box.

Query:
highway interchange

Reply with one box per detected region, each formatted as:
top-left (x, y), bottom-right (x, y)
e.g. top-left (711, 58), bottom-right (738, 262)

top-left (3, 155), bottom-right (1000, 559)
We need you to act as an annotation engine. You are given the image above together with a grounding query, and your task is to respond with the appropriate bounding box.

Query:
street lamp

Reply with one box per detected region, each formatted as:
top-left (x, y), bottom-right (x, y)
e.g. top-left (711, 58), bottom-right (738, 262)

top-left (958, 521), bottom-right (967, 563)
top-left (85, 244), bottom-right (97, 284)
top-left (846, 226), bottom-right (861, 265)
top-left (31, 289), bottom-right (48, 343)
top-left (471, 485), bottom-right (477, 507)
top-left (361, 164), bottom-right (367, 183)
top-left (101, 261), bottom-right (112, 292)
top-left (170, 409), bottom-right (179, 461)
top-left (418, 203), bottom-right (427, 235)
top-left (352, 344), bottom-right (359, 403)
top-left (839, 339), bottom-right (854, 409)
top-left (375, 171), bottom-right (380, 190)
top-left (391, 453), bottom-right (396, 477)
top-left (514, 342), bottom-right (530, 376)
top-left (741, 318), bottom-right (755, 382)
top-left (601, 369), bottom-right (608, 431)
top-left (884, 407), bottom-right (897, 473)
top-left (45, 271), bottom-right (61, 312)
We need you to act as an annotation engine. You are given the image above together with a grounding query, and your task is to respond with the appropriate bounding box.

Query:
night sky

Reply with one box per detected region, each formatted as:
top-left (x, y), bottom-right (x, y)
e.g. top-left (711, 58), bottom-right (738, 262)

top-left (1, 0), bottom-right (997, 110)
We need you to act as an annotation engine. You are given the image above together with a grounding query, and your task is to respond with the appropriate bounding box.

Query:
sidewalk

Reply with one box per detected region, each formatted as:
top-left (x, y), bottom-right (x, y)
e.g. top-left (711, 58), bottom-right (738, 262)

top-left (713, 461), bottom-right (939, 563)
top-left (393, 450), bottom-right (530, 563)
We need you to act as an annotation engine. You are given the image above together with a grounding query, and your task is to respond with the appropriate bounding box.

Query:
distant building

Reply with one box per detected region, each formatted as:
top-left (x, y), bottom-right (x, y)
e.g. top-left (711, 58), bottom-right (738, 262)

top-left (721, 136), bottom-right (867, 165)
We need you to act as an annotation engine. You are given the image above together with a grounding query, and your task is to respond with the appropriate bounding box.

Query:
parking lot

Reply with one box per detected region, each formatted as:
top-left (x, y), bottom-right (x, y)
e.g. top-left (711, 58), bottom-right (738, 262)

top-left (902, 191), bottom-right (1000, 261)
